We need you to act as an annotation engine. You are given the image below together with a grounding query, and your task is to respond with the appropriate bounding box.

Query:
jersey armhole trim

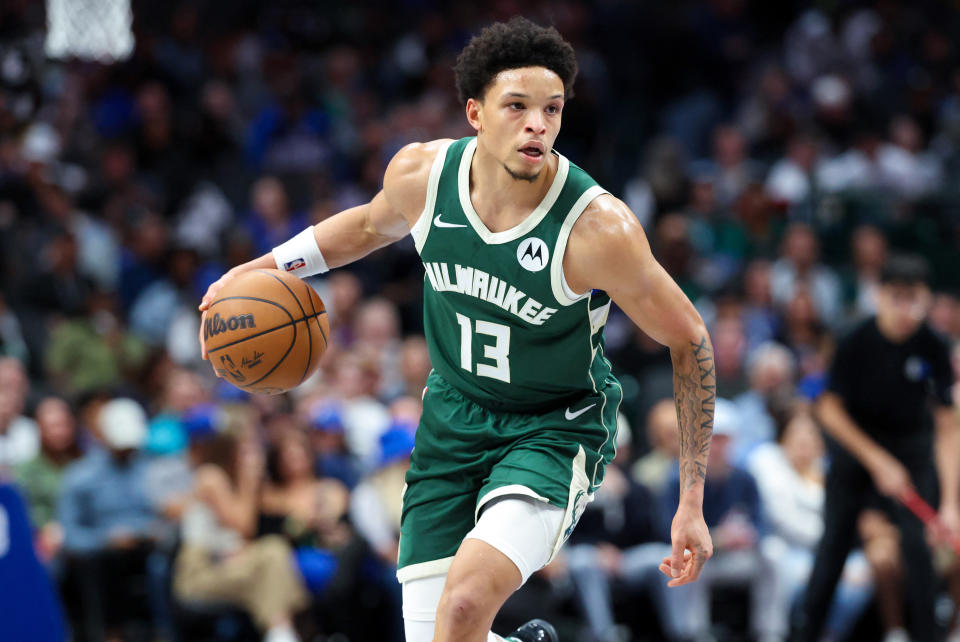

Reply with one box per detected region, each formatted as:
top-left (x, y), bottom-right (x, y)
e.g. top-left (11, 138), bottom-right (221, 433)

top-left (550, 185), bottom-right (609, 306)
top-left (410, 141), bottom-right (452, 254)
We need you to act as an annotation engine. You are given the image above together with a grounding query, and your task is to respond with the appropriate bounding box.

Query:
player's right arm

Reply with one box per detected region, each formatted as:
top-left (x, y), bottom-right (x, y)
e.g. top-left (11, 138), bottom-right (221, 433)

top-left (198, 140), bottom-right (449, 358)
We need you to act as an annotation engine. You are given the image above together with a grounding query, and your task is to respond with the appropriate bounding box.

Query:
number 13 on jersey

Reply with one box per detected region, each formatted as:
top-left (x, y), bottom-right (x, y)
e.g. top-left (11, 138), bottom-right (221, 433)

top-left (455, 313), bottom-right (511, 383)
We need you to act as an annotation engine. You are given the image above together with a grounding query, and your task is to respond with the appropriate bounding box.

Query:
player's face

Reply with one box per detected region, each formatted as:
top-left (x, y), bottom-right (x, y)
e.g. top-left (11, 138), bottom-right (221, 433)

top-left (469, 66), bottom-right (565, 182)
top-left (876, 282), bottom-right (931, 340)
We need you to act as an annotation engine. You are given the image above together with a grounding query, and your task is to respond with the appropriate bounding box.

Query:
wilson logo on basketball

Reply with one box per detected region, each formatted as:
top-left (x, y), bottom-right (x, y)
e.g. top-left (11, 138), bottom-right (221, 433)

top-left (204, 313), bottom-right (257, 339)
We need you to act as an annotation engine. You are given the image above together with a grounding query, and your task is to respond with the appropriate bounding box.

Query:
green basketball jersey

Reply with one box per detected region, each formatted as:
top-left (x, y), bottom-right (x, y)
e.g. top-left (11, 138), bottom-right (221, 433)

top-left (411, 137), bottom-right (619, 413)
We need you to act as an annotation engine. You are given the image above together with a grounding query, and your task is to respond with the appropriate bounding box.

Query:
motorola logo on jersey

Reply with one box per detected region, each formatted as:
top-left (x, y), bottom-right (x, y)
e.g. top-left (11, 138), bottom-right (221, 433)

top-left (517, 237), bottom-right (549, 272)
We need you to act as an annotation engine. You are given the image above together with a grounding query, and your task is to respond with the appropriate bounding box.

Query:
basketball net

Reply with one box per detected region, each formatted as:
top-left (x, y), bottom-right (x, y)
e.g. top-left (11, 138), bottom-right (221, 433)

top-left (45, 0), bottom-right (134, 63)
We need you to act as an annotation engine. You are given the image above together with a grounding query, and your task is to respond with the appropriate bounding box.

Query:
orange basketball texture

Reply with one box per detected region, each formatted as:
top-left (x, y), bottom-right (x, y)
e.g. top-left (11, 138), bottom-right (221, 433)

top-left (203, 269), bottom-right (329, 394)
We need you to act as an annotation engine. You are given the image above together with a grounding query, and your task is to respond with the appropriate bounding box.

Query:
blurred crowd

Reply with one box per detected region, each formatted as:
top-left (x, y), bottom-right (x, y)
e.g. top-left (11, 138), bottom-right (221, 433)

top-left (3, 0), bottom-right (960, 641)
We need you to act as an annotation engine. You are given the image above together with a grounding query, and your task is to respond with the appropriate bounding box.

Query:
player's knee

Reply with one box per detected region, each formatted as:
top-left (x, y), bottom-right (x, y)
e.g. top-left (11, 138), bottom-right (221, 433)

top-left (436, 582), bottom-right (492, 629)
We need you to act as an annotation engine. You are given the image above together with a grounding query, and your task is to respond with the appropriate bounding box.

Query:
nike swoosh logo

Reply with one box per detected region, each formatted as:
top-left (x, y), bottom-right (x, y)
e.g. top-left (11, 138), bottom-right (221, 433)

top-left (434, 213), bottom-right (467, 228)
top-left (565, 403), bottom-right (597, 420)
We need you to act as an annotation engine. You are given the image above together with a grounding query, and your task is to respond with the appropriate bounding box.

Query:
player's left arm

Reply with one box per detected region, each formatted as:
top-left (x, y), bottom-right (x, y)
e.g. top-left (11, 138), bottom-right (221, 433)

top-left (565, 194), bottom-right (714, 586)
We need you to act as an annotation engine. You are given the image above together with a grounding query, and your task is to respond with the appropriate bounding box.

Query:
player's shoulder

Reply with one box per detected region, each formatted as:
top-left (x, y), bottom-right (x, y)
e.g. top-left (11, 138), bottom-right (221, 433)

top-left (385, 139), bottom-right (456, 182)
top-left (383, 138), bottom-right (456, 214)
top-left (568, 193), bottom-right (645, 257)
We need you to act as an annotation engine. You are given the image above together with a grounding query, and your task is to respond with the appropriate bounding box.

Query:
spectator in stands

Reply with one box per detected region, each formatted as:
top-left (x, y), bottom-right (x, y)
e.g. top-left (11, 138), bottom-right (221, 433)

top-left (747, 404), bottom-right (873, 640)
top-left (14, 396), bottom-right (81, 562)
top-left (261, 428), bottom-right (351, 596)
top-left (306, 399), bottom-right (360, 489)
top-left (816, 127), bottom-right (884, 193)
top-left (711, 314), bottom-right (749, 396)
top-left (733, 182), bottom-right (785, 260)
top-left (57, 398), bottom-right (160, 641)
top-left (16, 228), bottom-right (91, 320)
top-left (399, 335), bottom-right (432, 399)
top-left (331, 349), bottom-right (390, 470)
top-left (129, 245), bottom-right (201, 347)
top-left (930, 292), bottom-right (960, 341)
top-left (244, 177), bottom-right (308, 257)
top-left (173, 424), bottom-right (308, 642)
top-left (652, 214), bottom-right (700, 302)
top-left (0, 293), bottom-right (29, 363)
top-left (733, 342), bottom-right (796, 463)
top-left (841, 225), bottom-right (888, 320)
top-left (0, 357), bottom-right (39, 469)
top-left (566, 416), bottom-right (667, 642)
top-left (325, 271), bottom-right (364, 348)
top-left (765, 133), bottom-right (819, 208)
top-left (44, 289), bottom-right (149, 396)
top-left (354, 298), bottom-right (404, 400)
top-left (709, 124), bottom-right (761, 208)
top-left (771, 223), bottom-right (842, 329)
top-left (741, 259), bottom-right (779, 351)
top-left (659, 399), bottom-right (786, 642)
top-left (878, 115), bottom-right (942, 199)
top-left (117, 212), bottom-right (170, 312)
top-left (776, 287), bottom-right (834, 383)
top-left (631, 398), bottom-right (680, 494)
top-left (350, 421), bottom-right (415, 567)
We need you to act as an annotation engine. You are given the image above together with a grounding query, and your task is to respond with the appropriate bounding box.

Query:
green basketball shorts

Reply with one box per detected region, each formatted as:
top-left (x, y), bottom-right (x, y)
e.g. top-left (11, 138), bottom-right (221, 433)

top-left (396, 370), bottom-right (622, 583)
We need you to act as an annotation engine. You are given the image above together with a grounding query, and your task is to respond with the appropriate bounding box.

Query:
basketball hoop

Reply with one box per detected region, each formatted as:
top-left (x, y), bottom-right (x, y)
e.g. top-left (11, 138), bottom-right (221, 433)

top-left (45, 0), bottom-right (134, 63)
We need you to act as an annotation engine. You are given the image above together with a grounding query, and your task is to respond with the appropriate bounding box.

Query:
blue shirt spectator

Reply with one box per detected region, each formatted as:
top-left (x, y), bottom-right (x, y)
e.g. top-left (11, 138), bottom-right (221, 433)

top-left (58, 449), bottom-right (157, 553)
top-left (57, 400), bottom-right (158, 553)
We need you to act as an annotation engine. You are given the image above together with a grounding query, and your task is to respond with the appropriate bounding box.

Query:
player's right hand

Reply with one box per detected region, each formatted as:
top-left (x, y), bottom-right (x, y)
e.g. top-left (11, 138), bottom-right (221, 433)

top-left (661, 501), bottom-right (713, 587)
top-left (868, 450), bottom-right (912, 498)
top-left (198, 269), bottom-right (238, 362)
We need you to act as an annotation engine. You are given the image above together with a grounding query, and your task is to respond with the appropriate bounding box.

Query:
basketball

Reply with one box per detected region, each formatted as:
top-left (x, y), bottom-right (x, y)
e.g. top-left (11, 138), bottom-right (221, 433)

top-left (203, 269), bottom-right (329, 394)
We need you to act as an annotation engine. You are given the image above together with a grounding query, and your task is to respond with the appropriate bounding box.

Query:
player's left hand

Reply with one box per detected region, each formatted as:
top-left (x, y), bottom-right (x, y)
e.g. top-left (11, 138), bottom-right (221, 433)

top-left (660, 501), bottom-right (712, 587)
top-left (198, 268), bottom-right (240, 362)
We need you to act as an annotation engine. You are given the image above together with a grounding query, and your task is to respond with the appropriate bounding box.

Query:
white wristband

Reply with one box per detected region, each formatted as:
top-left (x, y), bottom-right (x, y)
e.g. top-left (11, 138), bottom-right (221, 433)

top-left (272, 227), bottom-right (329, 277)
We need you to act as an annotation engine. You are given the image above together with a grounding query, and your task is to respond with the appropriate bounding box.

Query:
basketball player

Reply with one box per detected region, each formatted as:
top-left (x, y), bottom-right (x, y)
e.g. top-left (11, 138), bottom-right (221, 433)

top-left (200, 18), bottom-right (715, 642)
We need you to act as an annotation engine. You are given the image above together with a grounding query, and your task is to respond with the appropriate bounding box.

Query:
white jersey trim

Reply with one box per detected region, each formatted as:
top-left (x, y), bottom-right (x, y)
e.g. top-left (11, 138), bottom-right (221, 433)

top-left (411, 140), bottom-right (453, 254)
top-left (556, 446), bottom-right (594, 558)
top-left (474, 484), bottom-right (551, 524)
top-left (550, 185), bottom-right (608, 306)
top-left (457, 137), bottom-right (570, 245)
top-left (396, 556), bottom-right (455, 584)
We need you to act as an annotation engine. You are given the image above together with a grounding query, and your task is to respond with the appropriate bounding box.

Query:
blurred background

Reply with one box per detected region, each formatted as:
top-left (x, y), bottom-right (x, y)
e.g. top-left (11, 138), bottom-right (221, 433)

top-left (2, 0), bottom-right (960, 641)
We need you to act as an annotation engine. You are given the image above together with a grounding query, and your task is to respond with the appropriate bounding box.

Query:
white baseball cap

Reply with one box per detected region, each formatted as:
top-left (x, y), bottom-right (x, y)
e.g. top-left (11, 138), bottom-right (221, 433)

top-left (99, 398), bottom-right (147, 450)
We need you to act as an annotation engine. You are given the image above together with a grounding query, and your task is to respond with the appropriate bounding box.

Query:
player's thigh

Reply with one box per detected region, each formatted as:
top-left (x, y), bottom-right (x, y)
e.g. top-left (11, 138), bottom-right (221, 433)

top-left (478, 436), bottom-right (605, 569)
top-left (462, 496), bottom-right (565, 584)
top-left (397, 477), bottom-right (480, 583)
top-left (398, 375), bottom-right (504, 583)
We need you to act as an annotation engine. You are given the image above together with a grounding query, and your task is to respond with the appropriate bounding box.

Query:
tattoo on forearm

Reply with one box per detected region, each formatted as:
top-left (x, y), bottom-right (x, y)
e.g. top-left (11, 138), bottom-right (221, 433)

top-left (673, 335), bottom-right (716, 490)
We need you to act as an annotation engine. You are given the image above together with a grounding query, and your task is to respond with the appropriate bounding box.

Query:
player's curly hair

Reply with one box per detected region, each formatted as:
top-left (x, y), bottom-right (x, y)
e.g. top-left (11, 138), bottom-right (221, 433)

top-left (454, 17), bottom-right (578, 105)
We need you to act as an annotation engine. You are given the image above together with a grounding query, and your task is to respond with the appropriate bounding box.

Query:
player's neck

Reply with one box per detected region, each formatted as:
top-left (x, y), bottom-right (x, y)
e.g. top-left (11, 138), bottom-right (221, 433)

top-left (470, 145), bottom-right (556, 224)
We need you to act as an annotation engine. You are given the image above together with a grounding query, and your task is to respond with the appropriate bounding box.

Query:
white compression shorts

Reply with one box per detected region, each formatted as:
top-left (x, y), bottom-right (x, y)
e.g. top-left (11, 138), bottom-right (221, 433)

top-left (401, 496), bottom-right (566, 642)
